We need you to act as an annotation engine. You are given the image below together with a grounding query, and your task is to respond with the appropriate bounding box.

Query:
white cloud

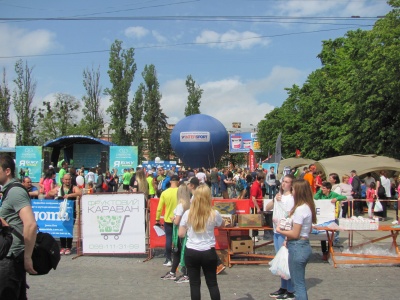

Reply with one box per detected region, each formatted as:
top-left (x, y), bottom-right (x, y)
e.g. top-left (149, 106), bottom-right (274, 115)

top-left (0, 24), bottom-right (57, 58)
top-left (161, 66), bottom-right (304, 127)
top-left (195, 30), bottom-right (270, 49)
top-left (124, 26), bottom-right (149, 39)
top-left (151, 30), bottom-right (167, 43)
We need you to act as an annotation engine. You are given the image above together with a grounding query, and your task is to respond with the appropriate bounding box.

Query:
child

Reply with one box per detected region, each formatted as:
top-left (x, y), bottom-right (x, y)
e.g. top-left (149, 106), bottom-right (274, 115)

top-left (366, 182), bottom-right (376, 219)
top-left (87, 182), bottom-right (94, 194)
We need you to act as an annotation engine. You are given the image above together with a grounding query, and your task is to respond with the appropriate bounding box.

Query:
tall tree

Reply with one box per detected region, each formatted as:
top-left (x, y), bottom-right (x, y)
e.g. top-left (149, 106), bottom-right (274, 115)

top-left (13, 60), bottom-right (37, 145)
top-left (81, 65), bottom-right (104, 137)
top-left (184, 75), bottom-right (203, 116)
top-left (142, 64), bottom-right (169, 159)
top-left (130, 83), bottom-right (144, 159)
top-left (104, 40), bottom-right (136, 146)
top-left (0, 68), bottom-right (13, 132)
top-left (36, 93), bottom-right (80, 145)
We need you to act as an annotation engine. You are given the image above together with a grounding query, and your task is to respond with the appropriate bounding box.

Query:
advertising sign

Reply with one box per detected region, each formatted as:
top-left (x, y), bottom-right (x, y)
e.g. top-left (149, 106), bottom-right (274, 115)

top-left (229, 132), bottom-right (260, 153)
top-left (0, 132), bottom-right (16, 152)
top-left (142, 160), bottom-right (177, 171)
top-left (109, 146), bottom-right (138, 175)
top-left (16, 146), bottom-right (42, 182)
top-left (81, 193), bottom-right (146, 254)
top-left (314, 200), bottom-right (336, 225)
top-left (180, 131), bottom-right (210, 142)
top-left (32, 199), bottom-right (74, 238)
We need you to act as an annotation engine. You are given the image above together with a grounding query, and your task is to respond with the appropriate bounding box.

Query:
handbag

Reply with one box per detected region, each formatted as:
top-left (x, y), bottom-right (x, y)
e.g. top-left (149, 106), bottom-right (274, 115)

top-left (374, 199), bottom-right (383, 212)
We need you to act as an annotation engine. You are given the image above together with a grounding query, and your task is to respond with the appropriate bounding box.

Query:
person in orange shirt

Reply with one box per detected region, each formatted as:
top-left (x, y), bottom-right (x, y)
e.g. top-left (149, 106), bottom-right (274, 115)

top-left (303, 164), bottom-right (316, 194)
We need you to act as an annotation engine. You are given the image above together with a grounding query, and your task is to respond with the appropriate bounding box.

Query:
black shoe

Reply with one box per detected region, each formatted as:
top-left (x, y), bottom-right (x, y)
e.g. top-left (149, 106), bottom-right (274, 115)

top-left (277, 292), bottom-right (295, 299)
top-left (269, 288), bottom-right (287, 298)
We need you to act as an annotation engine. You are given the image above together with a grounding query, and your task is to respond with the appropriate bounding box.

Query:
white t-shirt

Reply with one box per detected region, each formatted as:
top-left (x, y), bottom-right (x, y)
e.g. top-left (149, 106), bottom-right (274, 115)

top-left (174, 203), bottom-right (184, 217)
top-left (180, 209), bottom-right (223, 251)
top-left (291, 203), bottom-right (312, 239)
top-left (381, 176), bottom-right (391, 197)
top-left (272, 194), bottom-right (294, 233)
top-left (196, 172), bottom-right (207, 184)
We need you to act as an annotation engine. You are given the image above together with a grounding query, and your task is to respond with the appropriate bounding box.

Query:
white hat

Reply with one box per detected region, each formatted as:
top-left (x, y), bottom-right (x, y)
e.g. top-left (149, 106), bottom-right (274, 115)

top-left (49, 165), bottom-right (54, 169)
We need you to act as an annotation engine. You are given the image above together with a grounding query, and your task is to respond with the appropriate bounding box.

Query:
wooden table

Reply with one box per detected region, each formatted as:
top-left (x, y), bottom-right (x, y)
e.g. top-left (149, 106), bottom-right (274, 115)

top-left (220, 226), bottom-right (274, 267)
top-left (314, 225), bottom-right (400, 268)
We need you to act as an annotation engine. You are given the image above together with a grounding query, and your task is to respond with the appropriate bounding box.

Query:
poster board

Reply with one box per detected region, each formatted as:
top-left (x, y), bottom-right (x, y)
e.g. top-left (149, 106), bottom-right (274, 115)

top-left (109, 146), bottom-right (138, 175)
top-left (16, 146), bottom-right (42, 182)
top-left (81, 193), bottom-right (146, 254)
top-left (229, 132), bottom-right (260, 153)
top-left (32, 199), bottom-right (74, 238)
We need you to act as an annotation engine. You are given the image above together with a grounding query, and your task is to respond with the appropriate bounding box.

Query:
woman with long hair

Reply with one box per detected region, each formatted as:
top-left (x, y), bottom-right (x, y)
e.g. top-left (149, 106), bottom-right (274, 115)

top-left (43, 168), bottom-right (56, 198)
top-left (161, 183), bottom-right (191, 282)
top-left (276, 179), bottom-right (317, 300)
top-left (179, 185), bottom-right (225, 300)
top-left (131, 169), bottom-right (149, 198)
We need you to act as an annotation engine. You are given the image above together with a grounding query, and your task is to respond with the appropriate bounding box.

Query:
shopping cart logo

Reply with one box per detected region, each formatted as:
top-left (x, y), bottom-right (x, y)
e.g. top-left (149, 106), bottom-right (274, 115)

top-left (97, 215), bottom-right (130, 240)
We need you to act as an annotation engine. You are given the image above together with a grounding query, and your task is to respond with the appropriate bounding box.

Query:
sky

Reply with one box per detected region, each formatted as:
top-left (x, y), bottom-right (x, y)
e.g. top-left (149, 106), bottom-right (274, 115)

top-left (0, 0), bottom-right (392, 130)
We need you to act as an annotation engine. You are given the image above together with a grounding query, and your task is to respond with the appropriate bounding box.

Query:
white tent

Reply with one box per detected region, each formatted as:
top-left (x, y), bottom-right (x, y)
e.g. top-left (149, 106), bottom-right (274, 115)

top-left (315, 154), bottom-right (400, 179)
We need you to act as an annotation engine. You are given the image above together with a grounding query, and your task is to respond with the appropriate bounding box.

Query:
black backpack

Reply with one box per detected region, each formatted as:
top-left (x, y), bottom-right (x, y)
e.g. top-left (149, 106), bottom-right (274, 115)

top-left (1, 182), bottom-right (61, 275)
top-left (377, 185), bottom-right (386, 199)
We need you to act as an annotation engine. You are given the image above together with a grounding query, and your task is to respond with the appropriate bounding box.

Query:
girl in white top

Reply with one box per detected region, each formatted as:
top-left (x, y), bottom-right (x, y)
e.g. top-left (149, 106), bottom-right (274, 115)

top-left (276, 179), bottom-right (317, 300)
top-left (179, 185), bottom-right (224, 300)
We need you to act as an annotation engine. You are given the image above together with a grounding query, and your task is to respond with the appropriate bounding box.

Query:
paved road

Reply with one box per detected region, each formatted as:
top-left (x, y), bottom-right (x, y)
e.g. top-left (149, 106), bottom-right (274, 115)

top-left (27, 210), bottom-right (399, 300)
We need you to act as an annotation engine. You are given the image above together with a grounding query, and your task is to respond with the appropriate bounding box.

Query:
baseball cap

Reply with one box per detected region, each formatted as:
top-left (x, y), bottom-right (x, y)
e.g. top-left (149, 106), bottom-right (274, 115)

top-left (147, 170), bottom-right (153, 175)
top-left (170, 175), bottom-right (180, 181)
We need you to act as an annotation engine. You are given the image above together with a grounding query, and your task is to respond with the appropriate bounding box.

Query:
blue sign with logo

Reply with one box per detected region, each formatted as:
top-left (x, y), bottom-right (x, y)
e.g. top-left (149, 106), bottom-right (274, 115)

top-left (32, 199), bottom-right (74, 238)
top-left (229, 132), bottom-right (260, 153)
top-left (142, 160), bottom-right (177, 171)
top-left (16, 146), bottom-right (42, 182)
top-left (109, 146), bottom-right (138, 175)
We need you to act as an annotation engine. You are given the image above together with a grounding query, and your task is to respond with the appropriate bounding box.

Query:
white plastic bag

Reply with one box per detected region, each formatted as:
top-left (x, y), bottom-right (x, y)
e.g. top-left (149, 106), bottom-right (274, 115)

top-left (374, 200), bottom-right (383, 212)
top-left (58, 198), bottom-right (68, 220)
top-left (269, 246), bottom-right (290, 280)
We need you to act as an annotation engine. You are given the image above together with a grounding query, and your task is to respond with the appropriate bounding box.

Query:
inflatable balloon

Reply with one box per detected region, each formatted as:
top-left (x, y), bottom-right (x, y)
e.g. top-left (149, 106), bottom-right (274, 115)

top-left (170, 114), bottom-right (228, 169)
top-left (76, 175), bottom-right (85, 187)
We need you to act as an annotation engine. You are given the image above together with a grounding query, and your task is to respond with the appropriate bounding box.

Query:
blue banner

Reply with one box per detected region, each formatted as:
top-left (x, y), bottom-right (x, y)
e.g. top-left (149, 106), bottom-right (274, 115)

top-left (229, 132), bottom-right (260, 153)
top-left (109, 146), bottom-right (138, 175)
top-left (32, 199), bottom-right (74, 238)
top-left (142, 160), bottom-right (177, 171)
top-left (16, 146), bottom-right (42, 182)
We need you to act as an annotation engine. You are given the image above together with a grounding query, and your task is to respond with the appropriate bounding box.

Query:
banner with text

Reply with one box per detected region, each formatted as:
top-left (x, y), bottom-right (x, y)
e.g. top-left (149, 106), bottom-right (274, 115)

top-left (229, 132), bottom-right (260, 153)
top-left (32, 199), bottom-right (74, 238)
top-left (16, 146), bottom-right (42, 182)
top-left (81, 193), bottom-right (146, 254)
top-left (109, 146), bottom-right (138, 175)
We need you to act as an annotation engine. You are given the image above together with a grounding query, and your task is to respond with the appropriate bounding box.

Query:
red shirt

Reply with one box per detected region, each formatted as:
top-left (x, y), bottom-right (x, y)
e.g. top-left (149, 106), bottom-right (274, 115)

top-left (250, 180), bottom-right (263, 209)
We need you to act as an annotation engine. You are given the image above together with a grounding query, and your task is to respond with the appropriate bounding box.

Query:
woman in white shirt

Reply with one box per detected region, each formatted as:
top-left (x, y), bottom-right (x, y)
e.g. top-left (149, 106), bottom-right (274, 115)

top-left (276, 179), bottom-right (317, 300)
top-left (179, 185), bottom-right (225, 300)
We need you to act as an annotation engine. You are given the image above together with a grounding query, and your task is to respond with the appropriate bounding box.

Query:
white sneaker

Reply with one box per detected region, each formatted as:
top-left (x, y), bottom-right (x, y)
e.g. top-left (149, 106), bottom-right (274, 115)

top-left (163, 259), bottom-right (172, 267)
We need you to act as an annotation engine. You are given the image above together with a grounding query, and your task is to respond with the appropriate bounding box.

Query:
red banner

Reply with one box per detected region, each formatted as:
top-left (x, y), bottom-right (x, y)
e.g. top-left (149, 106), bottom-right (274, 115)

top-left (149, 198), bottom-right (251, 250)
top-left (249, 149), bottom-right (255, 172)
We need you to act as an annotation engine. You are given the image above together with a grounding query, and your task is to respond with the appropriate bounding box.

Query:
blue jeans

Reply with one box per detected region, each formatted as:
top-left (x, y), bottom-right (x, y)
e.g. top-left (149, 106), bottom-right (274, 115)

top-left (268, 185), bottom-right (277, 199)
top-left (287, 239), bottom-right (312, 300)
top-left (273, 233), bottom-right (294, 292)
top-left (211, 182), bottom-right (219, 197)
top-left (164, 222), bottom-right (173, 261)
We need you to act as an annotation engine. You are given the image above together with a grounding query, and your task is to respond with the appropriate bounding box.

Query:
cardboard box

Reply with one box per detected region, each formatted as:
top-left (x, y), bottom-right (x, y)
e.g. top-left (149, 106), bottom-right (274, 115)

top-left (231, 236), bottom-right (253, 253)
top-left (214, 202), bottom-right (236, 215)
top-left (238, 214), bottom-right (263, 227)
top-left (221, 214), bottom-right (236, 227)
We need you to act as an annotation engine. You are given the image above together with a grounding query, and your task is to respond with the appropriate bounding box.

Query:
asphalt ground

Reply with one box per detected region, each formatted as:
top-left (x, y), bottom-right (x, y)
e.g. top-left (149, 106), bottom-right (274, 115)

top-left (26, 209), bottom-right (400, 300)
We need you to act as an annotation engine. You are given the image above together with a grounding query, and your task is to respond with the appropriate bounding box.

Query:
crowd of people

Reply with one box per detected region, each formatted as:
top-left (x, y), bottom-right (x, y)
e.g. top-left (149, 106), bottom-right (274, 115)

top-left (2, 155), bottom-right (400, 300)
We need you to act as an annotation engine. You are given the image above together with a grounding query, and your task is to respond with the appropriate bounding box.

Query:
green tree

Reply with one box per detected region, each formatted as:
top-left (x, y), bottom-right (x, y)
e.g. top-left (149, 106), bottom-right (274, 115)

top-left (36, 93), bottom-right (80, 145)
top-left (81, 65), bottom-right (104, 137)
top-left (142, 64), bottom-right (169, 159)
top-left (130, 83), bottom-right (144, 159)
top-left (13, 60), bottom-right (37, 145)
top-left (184, 75), bottom-right (203, 116)
top-left (0, 68), bottom-right (13, 132)
top-left (105, 40), bottom-right (136, 146)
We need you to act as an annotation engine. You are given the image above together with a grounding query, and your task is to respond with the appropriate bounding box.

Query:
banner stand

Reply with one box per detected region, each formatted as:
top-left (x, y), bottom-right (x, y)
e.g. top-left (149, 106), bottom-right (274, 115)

top-left (72, 196), bottom-right (83, 260)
